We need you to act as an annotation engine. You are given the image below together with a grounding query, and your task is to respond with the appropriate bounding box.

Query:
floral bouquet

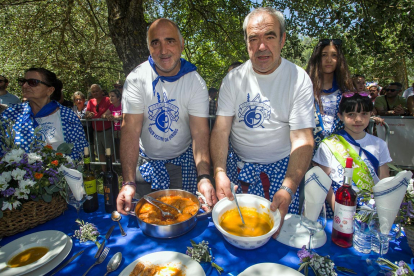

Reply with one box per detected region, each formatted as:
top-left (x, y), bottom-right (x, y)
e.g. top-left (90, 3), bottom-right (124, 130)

top-left (186, 240), bottom-right (224, 274)
top-left (0, 145), bottom-right (76, 218)
top-left (395, 179), bottom-right (414, 228)
top-left (376, 258), bottom-right (414, 276)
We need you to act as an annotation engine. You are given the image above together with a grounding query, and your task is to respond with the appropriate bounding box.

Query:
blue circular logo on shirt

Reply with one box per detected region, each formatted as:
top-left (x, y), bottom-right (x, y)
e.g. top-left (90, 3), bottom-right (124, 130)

top-left (155, 111), bottom-right (171, 133)
top-left (244, 108), bottom-right (264, 128)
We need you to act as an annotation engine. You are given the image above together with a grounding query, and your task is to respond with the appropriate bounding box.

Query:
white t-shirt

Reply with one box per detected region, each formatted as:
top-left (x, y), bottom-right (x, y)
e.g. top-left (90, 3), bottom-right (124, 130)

top-left (217, 58), bottom-right (315, 164)
top-left (313, 133), bottom-right (392, 185)
top-left (122, 61), bottom-right (209, 160)
top-left (320, 90), bottom-right (340, 133)
top-left (35, 110), bottom-right (64, 150)
top-left (403, 87), bottom-right (414, 99)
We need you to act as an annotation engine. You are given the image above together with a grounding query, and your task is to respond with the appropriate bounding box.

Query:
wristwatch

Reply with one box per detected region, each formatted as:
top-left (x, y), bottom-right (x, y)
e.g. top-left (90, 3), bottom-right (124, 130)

top-left (280, 185), bottom-right (296, 204)
top-left (122, 181), bottom-right (136, 188)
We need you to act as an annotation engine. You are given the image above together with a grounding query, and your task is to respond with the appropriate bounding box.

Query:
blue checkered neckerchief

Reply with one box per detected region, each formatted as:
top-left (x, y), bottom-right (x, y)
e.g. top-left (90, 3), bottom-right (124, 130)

top-left (138, 145), bottom-right (197, 194)
top-left (226, 145), bottom-right (300, 214)
top-left (313, 91), bottom-right (344, 150)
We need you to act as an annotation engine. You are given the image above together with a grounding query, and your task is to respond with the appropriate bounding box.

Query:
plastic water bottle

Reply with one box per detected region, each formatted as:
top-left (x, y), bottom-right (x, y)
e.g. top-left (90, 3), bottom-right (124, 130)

top-left (353, 214), bottom-right (372, 253)
top-left (353, 199), bottom-right (375, 254)
top-left (371, 235), bottom-right (389, 255)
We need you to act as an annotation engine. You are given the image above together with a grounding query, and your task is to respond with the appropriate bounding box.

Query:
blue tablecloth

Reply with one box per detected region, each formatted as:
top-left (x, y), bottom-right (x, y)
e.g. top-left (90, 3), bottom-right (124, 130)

top-left (1, 195), bottom-right (413, 276)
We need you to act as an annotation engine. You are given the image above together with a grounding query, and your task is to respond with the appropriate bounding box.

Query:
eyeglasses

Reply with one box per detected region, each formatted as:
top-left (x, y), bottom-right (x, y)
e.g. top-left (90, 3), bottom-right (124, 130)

top-left (342, 92), bottom-right (370, 98)
top-left (317, 39), bottom-right (342, 47)
top-left (17, 78), bottom-right (51, 87)
top-left (385, 89), bottom-right (399, 92)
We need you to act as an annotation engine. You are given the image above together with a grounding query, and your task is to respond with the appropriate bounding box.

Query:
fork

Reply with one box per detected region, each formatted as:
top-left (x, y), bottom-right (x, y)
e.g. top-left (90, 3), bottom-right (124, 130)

top-left (82, 247), bottom-right (110, 276)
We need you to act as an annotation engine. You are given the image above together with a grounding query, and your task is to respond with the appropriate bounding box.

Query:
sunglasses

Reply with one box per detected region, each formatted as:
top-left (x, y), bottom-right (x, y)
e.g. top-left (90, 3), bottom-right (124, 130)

top-left (385, 89), bottom-right (399, 92)
top-left (317, 39), bottom-right (342, 47)
top-left (17, 78), bottom-right (51, 87)
top-left (342, 92), bottom-right (370, 98)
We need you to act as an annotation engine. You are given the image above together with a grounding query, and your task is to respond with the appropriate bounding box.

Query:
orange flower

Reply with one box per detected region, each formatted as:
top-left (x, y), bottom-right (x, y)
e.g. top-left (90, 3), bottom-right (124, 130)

top-left (56, 153), bottom-right (63, 156)
top-left (51, 160), bottom-right (59, 166)
top-left (34, 173), bottom-right (44, 180)
top-left (45, 145), bottom-right (53, 150)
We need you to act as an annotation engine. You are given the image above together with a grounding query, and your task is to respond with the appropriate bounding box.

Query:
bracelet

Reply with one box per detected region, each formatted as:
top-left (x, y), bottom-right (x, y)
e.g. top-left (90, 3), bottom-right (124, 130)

top-left (122, 181), bottom-right (136, 188)
top-left (197, 174), bottom-right (212, 183)
top-left (214, 168), bottom-right (226, 178)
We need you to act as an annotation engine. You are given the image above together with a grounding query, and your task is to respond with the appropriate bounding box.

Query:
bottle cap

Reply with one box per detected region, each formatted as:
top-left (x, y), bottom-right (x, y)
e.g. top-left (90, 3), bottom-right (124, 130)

top-left (105, 148), bottom-right (111, 155)
top-left (345, 158), bottom-right (353, 168)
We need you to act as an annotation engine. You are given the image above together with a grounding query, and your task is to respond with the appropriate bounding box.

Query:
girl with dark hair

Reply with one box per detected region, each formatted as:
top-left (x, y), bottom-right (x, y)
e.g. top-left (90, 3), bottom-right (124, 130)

top-left (306, 39), bottom-right (354, 149)
top-left (312, 93), bottom-right (391, 216)
top-left (0, 68), bottom-right (88, 161)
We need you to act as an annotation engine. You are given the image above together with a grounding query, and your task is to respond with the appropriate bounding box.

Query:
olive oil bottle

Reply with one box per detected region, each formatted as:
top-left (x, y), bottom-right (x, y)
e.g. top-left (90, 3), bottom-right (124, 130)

top-left (82, 147), bottom-right (99, 213)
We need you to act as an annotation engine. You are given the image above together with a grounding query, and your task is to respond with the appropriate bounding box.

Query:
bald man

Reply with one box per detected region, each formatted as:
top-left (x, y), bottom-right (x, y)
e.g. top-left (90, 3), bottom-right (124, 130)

top-left (117, 19), bottom-right (217, 214)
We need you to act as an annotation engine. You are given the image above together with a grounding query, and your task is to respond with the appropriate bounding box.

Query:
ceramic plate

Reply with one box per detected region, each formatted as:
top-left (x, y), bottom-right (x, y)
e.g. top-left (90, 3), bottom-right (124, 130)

top-left (119, 251), bottom-right (206, 276)
top-left (0, 230), bottom-right (68, 276)
top-left (276, 214), bottom-right (327, 249)
top-left (239, 263), bottom-right (303, 276)
top-left (25, 236), bottom-right (73, 276)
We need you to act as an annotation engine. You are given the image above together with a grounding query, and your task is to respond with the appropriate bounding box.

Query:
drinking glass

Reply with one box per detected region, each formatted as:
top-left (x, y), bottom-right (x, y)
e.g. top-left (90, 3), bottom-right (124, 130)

top-left (300, 200), bottom-right (327, 252)
top-left (368, 216), bottom-right (392, 258)
top-left (65, 183), bottom-right (88, 222)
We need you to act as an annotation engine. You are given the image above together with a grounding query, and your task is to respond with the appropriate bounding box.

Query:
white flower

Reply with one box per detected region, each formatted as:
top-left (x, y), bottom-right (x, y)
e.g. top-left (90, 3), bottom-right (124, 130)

top-left (11, 168), bottom-right (26, 180)
top-left (14, 188), bottom-right (29, 199)
top-left (0, 181), bottom-right (9, 192)
top-left (19, 179), bottom-right (36, 189)
top-left (27, 152), bottom-right (42, 164)
top-left (2, 201), bottom-right (12, 211)
top-left (65, 155), bottom-right (73, 164)
top-left (3, 148), bottom-right (26, 164)
top-left (0, 171), bottom-right (12, 183)
top-left (12, 200), bottom-right (21, 209)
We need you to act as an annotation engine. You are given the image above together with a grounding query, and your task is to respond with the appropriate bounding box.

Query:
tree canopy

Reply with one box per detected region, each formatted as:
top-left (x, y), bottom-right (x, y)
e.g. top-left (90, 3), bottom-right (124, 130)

top-left (0, 0), bottom-right (412, 99)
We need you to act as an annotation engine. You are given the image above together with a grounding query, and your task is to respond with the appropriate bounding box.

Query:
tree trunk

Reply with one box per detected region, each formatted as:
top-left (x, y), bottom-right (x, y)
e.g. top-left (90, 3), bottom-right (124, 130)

top-left (106, 0), bottom-right (149, 75)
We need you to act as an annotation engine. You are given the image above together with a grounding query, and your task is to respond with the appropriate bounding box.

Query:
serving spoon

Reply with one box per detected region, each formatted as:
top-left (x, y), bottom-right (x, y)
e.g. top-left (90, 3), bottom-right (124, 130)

top-left (143, 195), bottom-right (181, 219)
top-left (230, 182), bottom-right (245, 225)
top-left (111, 211), bottom-right (126, 236)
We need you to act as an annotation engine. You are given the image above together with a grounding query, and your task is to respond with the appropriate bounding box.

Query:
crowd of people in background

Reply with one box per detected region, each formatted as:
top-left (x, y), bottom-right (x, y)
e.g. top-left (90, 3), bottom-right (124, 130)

top-left (0, 7), bottom-right (413, 223)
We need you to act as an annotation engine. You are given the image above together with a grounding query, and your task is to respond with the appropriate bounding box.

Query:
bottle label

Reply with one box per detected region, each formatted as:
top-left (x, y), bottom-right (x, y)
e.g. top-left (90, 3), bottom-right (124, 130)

top-left (84, 157), bottom-right (90, 164)
top-left (84, 179), bottom-right (97, 194)
top-left (333, 202), bottom-right (356, 234)
top-left (104, 186), bottom-right (113, 206)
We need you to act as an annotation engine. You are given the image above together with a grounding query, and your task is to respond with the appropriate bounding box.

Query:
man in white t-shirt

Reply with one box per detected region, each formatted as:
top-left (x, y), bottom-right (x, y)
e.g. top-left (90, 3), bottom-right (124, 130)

top-left (116, 18), bottom-right (217, 214)
top-left (403, 83), bottom-right (414, 99)
top-left (210, 7), bottom-right (315, 236)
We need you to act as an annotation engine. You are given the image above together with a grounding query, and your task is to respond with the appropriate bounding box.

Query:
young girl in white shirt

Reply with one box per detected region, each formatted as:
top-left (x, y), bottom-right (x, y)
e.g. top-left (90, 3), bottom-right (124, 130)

top-left (312, 93), bottom-right (392, 217)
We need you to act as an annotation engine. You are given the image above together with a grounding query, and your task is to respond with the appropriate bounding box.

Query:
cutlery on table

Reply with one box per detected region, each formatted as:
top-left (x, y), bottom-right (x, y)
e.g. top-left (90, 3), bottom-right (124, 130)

top-left (49, 250), bottom-right (84, 276)
top-left (103, 252), bottom-right (122, 276)
top-left (83, 247), bottom-right (110, 276)
top-left (95, 225), bottom-right (115, 258)
top-left (111, 211), bottom-right (127, 236)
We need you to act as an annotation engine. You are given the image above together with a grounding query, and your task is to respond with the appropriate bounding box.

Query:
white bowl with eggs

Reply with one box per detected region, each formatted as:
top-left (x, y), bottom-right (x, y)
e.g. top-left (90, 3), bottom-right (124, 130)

top-left (212, 194), bottom-right (281, 250)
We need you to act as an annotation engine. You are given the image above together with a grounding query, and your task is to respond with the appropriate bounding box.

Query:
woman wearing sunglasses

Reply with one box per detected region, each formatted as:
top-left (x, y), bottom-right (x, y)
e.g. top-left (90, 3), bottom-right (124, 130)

top-left (306, 39), bottom-right (354, 150)
top-left (0, 68), bottom-right (88, 161)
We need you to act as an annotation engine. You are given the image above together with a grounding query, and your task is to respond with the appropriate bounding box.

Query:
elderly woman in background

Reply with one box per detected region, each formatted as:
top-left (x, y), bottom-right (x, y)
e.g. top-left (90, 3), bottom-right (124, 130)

top-left (0, 68), bottom-right (88, 161)
top-left (72, 91), bottom-right (87, 119)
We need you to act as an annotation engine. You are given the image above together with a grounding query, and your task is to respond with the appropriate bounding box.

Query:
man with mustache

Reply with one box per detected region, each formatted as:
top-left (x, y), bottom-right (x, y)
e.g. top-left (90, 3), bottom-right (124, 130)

top-left (210, 7), bottom-right (315, 237)
top-left (116, 19), bottom-right (217, 214)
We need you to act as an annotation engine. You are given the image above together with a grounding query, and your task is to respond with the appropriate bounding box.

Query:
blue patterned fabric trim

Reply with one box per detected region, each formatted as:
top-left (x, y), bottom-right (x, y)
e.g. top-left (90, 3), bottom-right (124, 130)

top-left (304, 173), bottom-right (329, 194)
top-left (62, 170), bottom-right (82, 181)
top-left (138, 145), bottom-right (198, 194)
top-left (0, 102), bottom-right (88, 161)
top-left (226, 145), bottom-right (300, 214)
top-left (373, 178), bottom-right (409, 198)
top-left (313, 91), bottom-right (344, 151)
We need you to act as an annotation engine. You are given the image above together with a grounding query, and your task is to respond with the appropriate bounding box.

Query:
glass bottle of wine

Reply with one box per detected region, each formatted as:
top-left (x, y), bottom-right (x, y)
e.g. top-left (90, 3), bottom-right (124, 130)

top-left (82, 147), bottom-right (99, 213)
top-left (103, 148), bottom-right (119, 213)
top-left (332, 157), bottom-right (357, 247)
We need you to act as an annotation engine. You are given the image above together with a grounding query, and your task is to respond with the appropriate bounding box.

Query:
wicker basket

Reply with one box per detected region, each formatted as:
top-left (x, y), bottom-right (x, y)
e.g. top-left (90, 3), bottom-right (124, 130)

top-left (404, 225), bottom-right (414, 255)
top-left (0, 195), bottom-right (67, 237)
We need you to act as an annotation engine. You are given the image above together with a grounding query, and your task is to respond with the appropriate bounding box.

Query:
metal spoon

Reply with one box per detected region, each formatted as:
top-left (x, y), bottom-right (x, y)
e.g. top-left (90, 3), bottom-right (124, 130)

top-left (111, 211), bottom-right (126, 236)
top-left (230, 182), bottom-right (245, 225)
top-left (143, 195), bottom-right (181, 219)
top-left (103, 252), bottom-right (122, 276)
